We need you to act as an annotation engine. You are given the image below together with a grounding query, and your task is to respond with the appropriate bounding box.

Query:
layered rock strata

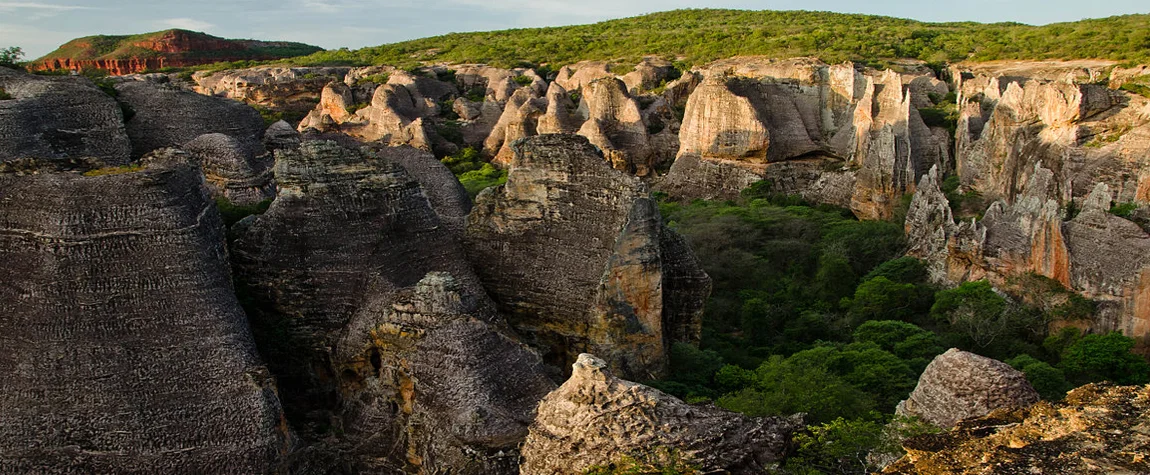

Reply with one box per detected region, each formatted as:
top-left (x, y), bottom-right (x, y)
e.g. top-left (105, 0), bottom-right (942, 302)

top-left (115, 79), bottom-right (267, 158)
top-left (231, 140), bottom-right (551, 472)
top-left (0, 161), bottom-right (294, 473)
top-left (885, 383), bottom-right (1150, 474)
top-left (897, 349), bottom-right (1040, 429)
top-left (179, 133), bottom-right (275, 205)
top-left (520, 354), bottom-right (801, 475)
top-left (0, 67), bottom-right (131, 164)
top-left (465, 134), bottom-right (710, 380)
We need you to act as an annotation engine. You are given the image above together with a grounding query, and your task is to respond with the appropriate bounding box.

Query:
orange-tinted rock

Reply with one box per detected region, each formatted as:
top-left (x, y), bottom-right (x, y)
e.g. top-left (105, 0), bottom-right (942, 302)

top-left (32, 30), bottom-right (320, 76)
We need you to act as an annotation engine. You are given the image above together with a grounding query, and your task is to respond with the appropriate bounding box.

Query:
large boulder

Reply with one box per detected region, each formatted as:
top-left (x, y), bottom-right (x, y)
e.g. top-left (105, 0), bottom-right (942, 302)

top-left (0, 67), bottom-right (131, 164)
top-left (465, 134), bottom-right (710, 380)
top-left (520, 354), bottom-right (801, 475)
top-left (885, 383), bottom-right (1150, 474)
top-left (0, 160), bottom-right (294, 473)
top-left (897, 349), bottom-right (1040, 429)
top-left (115, 79), bottom-right (267, 158)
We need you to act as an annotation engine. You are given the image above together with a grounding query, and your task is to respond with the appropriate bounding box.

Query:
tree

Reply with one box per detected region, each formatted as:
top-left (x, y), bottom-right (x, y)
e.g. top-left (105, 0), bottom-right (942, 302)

top-left (1006, 354), bottom-right (1072, 400)
top-left (931, 281), bottom-right (1012, 348)
top-left (852, 320), bottom-right (943, 361)
top-left (0, 46), bottom-right (23, 68)
top-left (841, 277), bottom-right (920, 325)
top-left (1059, 332), bottom-right (1150, 385)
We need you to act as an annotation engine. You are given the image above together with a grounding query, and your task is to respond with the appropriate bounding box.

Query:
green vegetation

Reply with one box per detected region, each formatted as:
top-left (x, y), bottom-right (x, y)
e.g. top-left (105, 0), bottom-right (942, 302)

top-left (0, 46), bottom-right (23, 68)
top-left (0, 87), bottom-right (11, 100)
top-left (513, 74), bottom-right (535, 86)
top-left (1110, 201), bottom-right (1139, 218)
top-left (215, 197), bottom-right (272, 227)
top-left (940, 174), bottom-right (985, 219)
top-left (82, 164), bottom-right (146, 176)
top-left (918, 92), bottom-right (959, 136)
top-left (355, 73), bottom-right (390, 86)
top-left (270, 10), bottom-right (1150, 70)
top-left (441, 147), bottom-right (508, 197)
top-left (646, 182), bottom-right (1149, 474)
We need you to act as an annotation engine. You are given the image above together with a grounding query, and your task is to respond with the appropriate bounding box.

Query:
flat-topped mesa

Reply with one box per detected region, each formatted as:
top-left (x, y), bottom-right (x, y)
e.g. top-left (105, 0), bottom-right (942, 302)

top-left (33, 29), bottom-right (321, 76)
top-left (885, 382), bottom-right (1150, 474)
top-left (115, 79), bottom-right (268, 159)
top-left (232, 140), bottom-right (547, 471)
top-left (954, 68), bottom-right (1150, 205)
top-left (0, 161), bottom-right (294, 473)
top-left (520, 354), bottom-right (802, 475)
top-left (897, 349), bottom-right (1040, 429)
top-left (657, 57), bottom-right (949, 219)
top-left (906, 163), bottom-right (1150, 350)
top-left (465, 134), bottom-right (710, 380)
top-left (0, 67), bottom-right (132, 164)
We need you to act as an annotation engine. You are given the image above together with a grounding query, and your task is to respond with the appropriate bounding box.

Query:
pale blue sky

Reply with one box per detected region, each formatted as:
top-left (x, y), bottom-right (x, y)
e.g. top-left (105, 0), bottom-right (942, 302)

top-left (1, 0), bottom-right (1147, 59)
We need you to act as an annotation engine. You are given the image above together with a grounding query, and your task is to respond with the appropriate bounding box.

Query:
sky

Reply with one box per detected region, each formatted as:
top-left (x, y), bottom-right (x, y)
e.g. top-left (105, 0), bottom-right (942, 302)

top-left (1, 0), bottom-right (1147, 59)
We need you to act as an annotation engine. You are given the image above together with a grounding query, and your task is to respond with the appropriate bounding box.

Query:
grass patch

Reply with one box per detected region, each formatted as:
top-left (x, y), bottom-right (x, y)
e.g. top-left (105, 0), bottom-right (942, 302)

top-left (216, 197), bottom-right (272, 227)
top-left (355, 73), bottom-right (390, 86)
top-left (82, 164), bottom-right (145, 176)
top-left (0, 87), bottom-right (11, 100)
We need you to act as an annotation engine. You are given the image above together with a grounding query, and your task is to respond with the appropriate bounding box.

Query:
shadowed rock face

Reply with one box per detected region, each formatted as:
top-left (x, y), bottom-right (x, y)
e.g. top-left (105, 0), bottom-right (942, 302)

top-left (897, 349), bottom-right (1039, 429)
top-left (465, 134), bottom-right (710, 380)
top-left (885, 383), bottom-right (1150, 474)
top-left (232, 140), bottom-right (550, 473)
top-left (333, 272), bottom-right (555, 474)
top-left (0, 68), bottom-right (131, 164)
top-left (520, 354), bottom-right (802, 475)
top-left (116, 79), bottom-right (267, 158)
top-left (0, 161), bottom-right (294, 473)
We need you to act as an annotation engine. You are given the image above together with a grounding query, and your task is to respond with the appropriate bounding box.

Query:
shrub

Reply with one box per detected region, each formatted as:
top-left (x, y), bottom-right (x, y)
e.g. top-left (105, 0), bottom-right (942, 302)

top-left (1110, 201), bottom-right (1139, 218)
top-left (513, 74), bottom-right (534, 86)
top-left (1059, 332), bottom-right (1150, 385)
top-left (0, 46), bottom-right (23, 68)
top-left (0, 87), bottom-right (11, 100)
top-left (1006, 354), bottom-right (1072, 400)
top-left (215, 197), bottom-right (272, 227)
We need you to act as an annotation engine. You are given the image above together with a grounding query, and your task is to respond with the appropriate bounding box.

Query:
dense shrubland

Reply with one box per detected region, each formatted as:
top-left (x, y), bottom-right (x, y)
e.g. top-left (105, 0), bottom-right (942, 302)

top-left (648, 182), bottom-right (1150, 474)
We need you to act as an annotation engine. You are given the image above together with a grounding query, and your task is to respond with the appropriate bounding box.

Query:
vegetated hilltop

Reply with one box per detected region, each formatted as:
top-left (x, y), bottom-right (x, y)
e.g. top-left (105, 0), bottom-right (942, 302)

top-left (283, 9), bottom-right (1150, 69)
top-left (32, 29), bottom-right (322, 75)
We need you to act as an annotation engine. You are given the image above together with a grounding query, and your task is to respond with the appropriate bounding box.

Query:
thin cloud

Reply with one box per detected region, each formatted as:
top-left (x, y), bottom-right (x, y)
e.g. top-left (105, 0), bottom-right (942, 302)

top-left (159, 18), bottom-right (214, 31)
top-left (0, 2), bottom-right (96, 11)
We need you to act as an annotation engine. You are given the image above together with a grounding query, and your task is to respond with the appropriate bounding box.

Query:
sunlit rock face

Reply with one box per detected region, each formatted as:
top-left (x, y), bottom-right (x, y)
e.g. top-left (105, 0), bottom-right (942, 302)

top-left (466, 134), bottom-right (710, 381)
top-left (520, 353), bottom-right (802, 475)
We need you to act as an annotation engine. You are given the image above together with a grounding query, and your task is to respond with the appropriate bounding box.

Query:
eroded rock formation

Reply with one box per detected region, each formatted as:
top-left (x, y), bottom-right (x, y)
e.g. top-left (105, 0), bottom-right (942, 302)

top-left (177, 133), bottom-right (275, 205)
top-left (0, 67), bottom-right (131, 164)
top-left (0, 161), bottom-right (294, 473)
top-left (115, 79), bottom-right (267, 158)
top-left (466, 134), bottom-right (710, 380)
top-left (520, 353), bottom-right (801, 475)
top-left (885, 382), bottom-right (1150, 474)
top-left (897, 349), bottom-right (1040, 429)
top-left (658, 57), bottom-right (950, 217)
top-left (231, 140), bottom-right (551, 472)
top-left (194, 66), bottom-right (350, 115)
top-left (906, 164), bottom-right (1150, 349)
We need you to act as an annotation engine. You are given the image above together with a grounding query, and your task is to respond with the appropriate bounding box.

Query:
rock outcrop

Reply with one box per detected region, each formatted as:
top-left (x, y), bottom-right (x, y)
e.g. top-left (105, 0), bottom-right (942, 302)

top-left (897, 349), bottom-right (1040, 429)
top-left (520, 354), bottom-right (801, 475)
top-left (232, 140), bottom-right (551, 472)
top-left (954, 71), bottom-right (1150, 205)
top-left (33, 29), bottom-right (321, 76)
top-left (576, 78), bottom-right (654, 175)
top-left (115, 79), bottom-right (267, 158)
top-left (0, 161), bottom-right (294, 473)
top-left (178, 133), bottom-right (276, 205)
top-left (885, 382), bottom-right (1150, 474)
top-left (658, 57), bottom-right (950, 217)
top-left (466, 134), bottom-right (710, 380)
top-left (194, 66), bottom-right (350, 116)
top-left (906, 165), bottom-right (1150, 349)
top-left (0, 68), bottom-right (131, 164)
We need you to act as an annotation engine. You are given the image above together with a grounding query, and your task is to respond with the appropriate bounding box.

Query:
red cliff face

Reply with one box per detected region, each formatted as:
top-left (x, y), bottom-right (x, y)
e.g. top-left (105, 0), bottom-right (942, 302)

top-left (32, 30), bottom-right (314, 76)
